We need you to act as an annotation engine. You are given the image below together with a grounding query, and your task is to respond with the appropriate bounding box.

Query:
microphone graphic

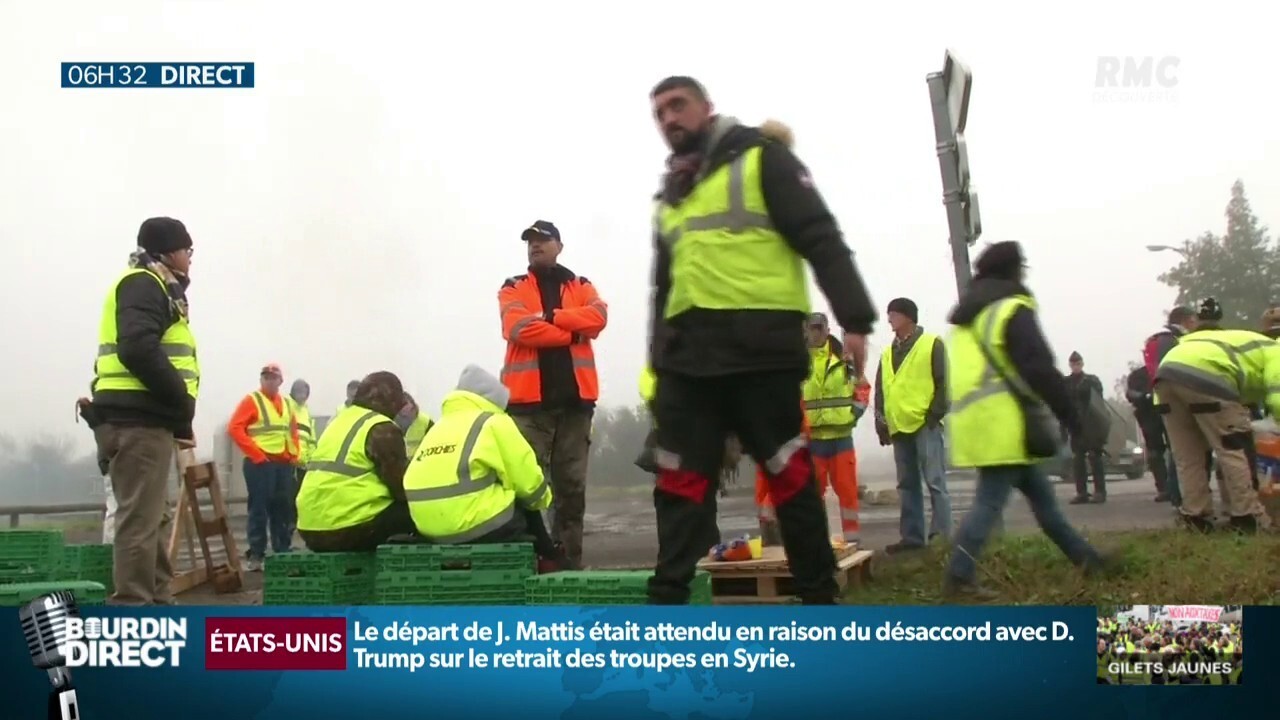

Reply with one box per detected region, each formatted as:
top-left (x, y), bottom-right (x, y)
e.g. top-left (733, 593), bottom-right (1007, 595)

top-left (18, 591), bottom-right (81, 720)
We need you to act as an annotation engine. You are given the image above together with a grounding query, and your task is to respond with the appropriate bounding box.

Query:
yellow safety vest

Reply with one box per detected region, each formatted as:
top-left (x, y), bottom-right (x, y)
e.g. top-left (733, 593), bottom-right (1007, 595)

top-left (804, 344), bottom-right (857, 440)
top-left (94, 268), bottom-right (199, 399)
top-left (403, 412), bottom-right (433, 457)
top-left (403, 391), bottom-right (552, 543)
top-left (247, 391), bottom-right (293, 455)
top-left (296, 405), bottom-right (394, 531)
top-left (290, 399), bottom-right (316, 464)
top-left (1157, 329), bottom-right (1280, 410)
top-left (879, 332), bottom-right (939, 435)
top-left (639, 366), bottom-right (657, 406)
top-left (947, 295), bottom-right (1038, 467)
top-left (656, 145), bottom-right (809, 319)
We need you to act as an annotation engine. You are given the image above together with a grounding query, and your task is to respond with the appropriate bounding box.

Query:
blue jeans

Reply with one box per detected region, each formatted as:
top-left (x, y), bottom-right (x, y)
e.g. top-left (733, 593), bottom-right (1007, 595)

top-left (892, 424), bottom-right (952, 545)
top-left (243, 459), bottom-right (295, 559)
top-left (947, 464), bottom-right (1100, 583)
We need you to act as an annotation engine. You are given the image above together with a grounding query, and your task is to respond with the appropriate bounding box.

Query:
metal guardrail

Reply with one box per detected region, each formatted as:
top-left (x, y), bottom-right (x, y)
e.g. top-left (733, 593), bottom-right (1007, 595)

top-left (0, 497), bottom-right (247, 529)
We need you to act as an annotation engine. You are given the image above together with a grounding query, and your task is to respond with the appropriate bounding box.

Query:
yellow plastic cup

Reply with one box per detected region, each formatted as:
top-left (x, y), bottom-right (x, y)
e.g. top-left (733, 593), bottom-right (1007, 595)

top-left (748, 537), bottom-right (763, 559)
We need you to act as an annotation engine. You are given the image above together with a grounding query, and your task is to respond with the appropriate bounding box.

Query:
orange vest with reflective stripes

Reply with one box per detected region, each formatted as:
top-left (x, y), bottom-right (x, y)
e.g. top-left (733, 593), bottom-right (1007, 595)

top-left (498, 271), bottom-right (605, 405)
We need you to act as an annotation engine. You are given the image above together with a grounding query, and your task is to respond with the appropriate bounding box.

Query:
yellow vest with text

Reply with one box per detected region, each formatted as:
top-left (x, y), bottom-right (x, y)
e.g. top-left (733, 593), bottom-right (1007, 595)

top-left (805, 345), bottom-right (857, 440)
top-left (1157, 328), bottom-right (1280, 415)
top-left (403, 391), bottom-right (552, 543)
top-left (94, 268), bottom-right (200, 399)
top-left (656, 145), bottom-right (809, 319)
top-left (296, 405), bottom-right (394, 531)
top-left (403, 412), bottom-right (433, 457)
top-left (289, 399), bottom-right (316, 464)
top-left (947, 296), bottom-right (1038, 467)
top-left (879, 333), bottom-right (939, 435)
top-left (248, 391), bottom-right (294, 455)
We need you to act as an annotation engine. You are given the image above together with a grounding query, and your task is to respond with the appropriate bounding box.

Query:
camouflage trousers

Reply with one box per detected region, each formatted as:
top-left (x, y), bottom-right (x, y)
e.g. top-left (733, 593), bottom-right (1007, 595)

top-left (511, 407), bottom-right (594, 566)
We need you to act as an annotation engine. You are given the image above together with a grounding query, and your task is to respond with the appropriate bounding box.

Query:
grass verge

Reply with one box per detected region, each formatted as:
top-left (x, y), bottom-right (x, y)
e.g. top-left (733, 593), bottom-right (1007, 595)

top-left (848, 528), bottom-right (1280, 605)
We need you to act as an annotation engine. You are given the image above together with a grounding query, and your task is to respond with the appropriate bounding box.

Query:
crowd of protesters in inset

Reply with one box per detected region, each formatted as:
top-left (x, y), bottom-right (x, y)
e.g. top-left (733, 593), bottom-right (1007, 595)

top-left (1097, 615), bottom-right (1242, 685)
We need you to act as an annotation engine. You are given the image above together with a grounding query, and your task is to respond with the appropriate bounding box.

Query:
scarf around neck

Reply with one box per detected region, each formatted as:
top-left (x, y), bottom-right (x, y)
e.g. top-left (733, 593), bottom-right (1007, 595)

top-left (128, 247), bottom-right (189, 319)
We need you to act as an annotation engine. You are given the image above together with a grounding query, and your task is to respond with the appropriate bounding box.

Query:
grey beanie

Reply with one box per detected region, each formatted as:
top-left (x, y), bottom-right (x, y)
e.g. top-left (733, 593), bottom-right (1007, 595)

top-left (457, 365), bottom-right (511, 409)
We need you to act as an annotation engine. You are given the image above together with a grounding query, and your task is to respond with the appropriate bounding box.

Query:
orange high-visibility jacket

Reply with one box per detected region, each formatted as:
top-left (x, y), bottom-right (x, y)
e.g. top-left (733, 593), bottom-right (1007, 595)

top-left (498, 271), bottom-right (607, 405)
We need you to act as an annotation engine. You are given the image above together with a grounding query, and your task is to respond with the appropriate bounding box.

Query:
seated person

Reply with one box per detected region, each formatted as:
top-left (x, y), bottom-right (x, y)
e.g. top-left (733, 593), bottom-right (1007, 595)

top-left (403, 364), bottom-right (573, 571)
top-left (296, 371), bottom-right (416, 551)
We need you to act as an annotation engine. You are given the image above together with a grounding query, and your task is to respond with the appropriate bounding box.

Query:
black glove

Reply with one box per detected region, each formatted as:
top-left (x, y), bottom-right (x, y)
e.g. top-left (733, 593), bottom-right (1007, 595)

top-left (875, 420), bottom-right (891, 447)
top-left (544, 309), bottom-right (555, 323)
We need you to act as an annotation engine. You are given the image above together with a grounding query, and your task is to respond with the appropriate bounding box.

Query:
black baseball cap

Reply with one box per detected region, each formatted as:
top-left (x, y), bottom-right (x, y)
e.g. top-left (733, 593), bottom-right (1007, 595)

top-left (521, 220), bottom-right (561, 242)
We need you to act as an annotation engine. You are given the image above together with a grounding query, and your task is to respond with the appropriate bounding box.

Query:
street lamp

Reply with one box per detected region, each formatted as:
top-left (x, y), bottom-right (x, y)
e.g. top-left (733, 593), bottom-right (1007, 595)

top-left (1146, 244), bottom-right (1189, 257)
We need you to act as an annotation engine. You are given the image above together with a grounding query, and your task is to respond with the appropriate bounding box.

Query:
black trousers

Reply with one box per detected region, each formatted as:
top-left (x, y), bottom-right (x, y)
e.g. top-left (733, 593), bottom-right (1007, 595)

top-left (300, 502), bottom-right (415, 553)
top-left (649, 369), bottom-right (836, 604)
top-left (1136, 411), bottom-right (1170, 493)
top-left (1070, 437), bottom-right (1106, 497)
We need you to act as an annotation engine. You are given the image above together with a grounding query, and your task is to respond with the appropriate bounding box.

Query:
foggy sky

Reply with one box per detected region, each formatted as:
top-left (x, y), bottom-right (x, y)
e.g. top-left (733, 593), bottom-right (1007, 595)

top-left (1, 0), bottom-right (1276, 469)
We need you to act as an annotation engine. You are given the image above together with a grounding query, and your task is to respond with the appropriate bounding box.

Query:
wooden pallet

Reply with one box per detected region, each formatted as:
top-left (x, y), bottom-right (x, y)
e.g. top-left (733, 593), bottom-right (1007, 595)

top-left (167, 450), bottom-right (242, 595)
top-left (698, 545), bottom-right (874, 604)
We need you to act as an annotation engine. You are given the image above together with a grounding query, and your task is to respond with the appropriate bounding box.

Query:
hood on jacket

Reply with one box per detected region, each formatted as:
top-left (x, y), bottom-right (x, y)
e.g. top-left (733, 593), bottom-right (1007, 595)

top-left (290, 379), bottom-right (310, 403)
top-left (949, 277), bottom-right (1034, 327)
top-left (441, 365), bottom-right (510, 415)
top-left (759, 119), bottom-right (794, 148)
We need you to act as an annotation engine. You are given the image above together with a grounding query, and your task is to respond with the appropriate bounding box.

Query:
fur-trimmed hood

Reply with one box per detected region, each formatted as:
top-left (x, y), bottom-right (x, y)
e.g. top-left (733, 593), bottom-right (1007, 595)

top-left (759, 119), bottom-right (794, 148)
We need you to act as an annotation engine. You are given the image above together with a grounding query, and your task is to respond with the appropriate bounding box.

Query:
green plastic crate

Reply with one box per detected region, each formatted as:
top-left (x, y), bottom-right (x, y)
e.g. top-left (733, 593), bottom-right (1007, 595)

top-left (376, 543), bottom-right (535, 574)
top-left (265, 551), bottom-right (375, 581)
top-left (0, 530), bottom-right (64, 583)
top-left (525, 570), bottom-right (712, 606)
top-left (60, 544), bottom-right (114, 591)
top-left (374, 570), bottom-right (528, 605)
top-left (263, 575), bottom-right (374, 606)
top-left (0, 580), bottom-right (106, 607)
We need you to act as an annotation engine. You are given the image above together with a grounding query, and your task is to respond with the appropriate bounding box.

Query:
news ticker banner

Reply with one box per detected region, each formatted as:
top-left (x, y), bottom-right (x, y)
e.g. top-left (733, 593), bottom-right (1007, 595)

top-left (4, 605), bottom-right (1274, 720)
top-left (60, 63), bottom-right (254, 88)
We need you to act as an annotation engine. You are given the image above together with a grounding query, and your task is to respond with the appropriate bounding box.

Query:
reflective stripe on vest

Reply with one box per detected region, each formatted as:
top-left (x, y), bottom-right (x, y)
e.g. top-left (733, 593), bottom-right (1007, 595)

top-left (405, 412), bottom-right (550, 543)
top-left (94, 268), bottom-right (200, 399)
top-left (296, 406), bottom-right (393, 531)
top-left (656, 146), bottom-right (809, 319)
top-left (307, 410), bottom-right (382, 476)
top-left (1158, 330), bottom-right (1278, 403)
top-left (248, 391), bottom-right (292, 455)
top-left (947, 296), bottom-right (1038, 467)
top-left (880, 333), bottom-right (938, 435)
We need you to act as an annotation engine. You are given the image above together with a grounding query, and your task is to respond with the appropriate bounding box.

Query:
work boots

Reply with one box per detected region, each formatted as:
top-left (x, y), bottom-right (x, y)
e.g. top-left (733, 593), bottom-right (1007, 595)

top-left (1228, 515), bottom-right (1258, 535)
top-left (1180, 514), bottom-right (1215, 534)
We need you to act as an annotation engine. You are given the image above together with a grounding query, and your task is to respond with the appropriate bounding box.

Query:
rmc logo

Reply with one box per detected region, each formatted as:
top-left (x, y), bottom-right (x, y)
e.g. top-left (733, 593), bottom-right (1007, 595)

top-left (1095, 56), bottom-right (1179, 89)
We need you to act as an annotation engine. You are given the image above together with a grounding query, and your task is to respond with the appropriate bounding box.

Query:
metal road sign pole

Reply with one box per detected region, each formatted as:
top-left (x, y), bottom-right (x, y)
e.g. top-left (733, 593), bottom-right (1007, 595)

top-left (927, 51), bottom-right (979, 298)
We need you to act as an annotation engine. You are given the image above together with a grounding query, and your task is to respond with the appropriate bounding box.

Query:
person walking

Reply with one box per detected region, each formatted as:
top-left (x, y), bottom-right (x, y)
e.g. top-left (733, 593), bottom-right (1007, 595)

top-left (943, 241), bottom-right (1110, 598)
top-left (874, 297), bottom-right (951, 552)
top-left (498, 219), bottom-right (608, 569)
top-left (645, 76), bottom-right (876, 604)
top-left (1154, 297), bottom-right (1276, 533)
top-left (1066, 352), bottom-right (1109, 504)
top-left (90, 217), bottom-right (199, 605)
top-left (227, 363), bottom-right (300, 570)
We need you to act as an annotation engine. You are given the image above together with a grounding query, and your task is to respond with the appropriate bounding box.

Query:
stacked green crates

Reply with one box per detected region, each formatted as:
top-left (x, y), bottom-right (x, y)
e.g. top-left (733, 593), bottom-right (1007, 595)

top-left (0, 530), bottom-right (64, 584)
top-left (61, 544), bottom-right (114, 593)
top-left (263, 552), bottom-right (376, 605)
top-left (526, 570), bottom-right (712, 605)
top-left (0, 580), bottom-right (107, 607)
top-left (374, 543), bottom-right (534, 605)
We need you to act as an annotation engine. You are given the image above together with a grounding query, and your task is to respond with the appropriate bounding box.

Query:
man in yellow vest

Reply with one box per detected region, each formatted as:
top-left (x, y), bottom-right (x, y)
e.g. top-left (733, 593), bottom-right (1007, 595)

top-left (1154, 296), bottom-right (1278, 533)
top-left (285, 378), bottom-right (315, 540)
top-left (943, 242), bottom-right (1110, 598)
top-left (396, 392), bottom-right (434, 457)
top-left (403, 365), bottom-right (571, 570)
top-left (297, 371), bottom-right (417, 551)
top-left (90, 217), bottom-right (199, 605)
top-left (228, 363), bottom-right (300, 571)
top-left (874, 297), bottom-right (952, 553)
top-left (646, 76), bottom-right (877, 604)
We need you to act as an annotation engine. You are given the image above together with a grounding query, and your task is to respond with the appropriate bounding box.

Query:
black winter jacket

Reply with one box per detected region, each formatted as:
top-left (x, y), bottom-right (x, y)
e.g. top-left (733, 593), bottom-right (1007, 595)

top-left (649, 118), bottom-right (876, 378)
top-left (91, 270), bottom-right (195, 440)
